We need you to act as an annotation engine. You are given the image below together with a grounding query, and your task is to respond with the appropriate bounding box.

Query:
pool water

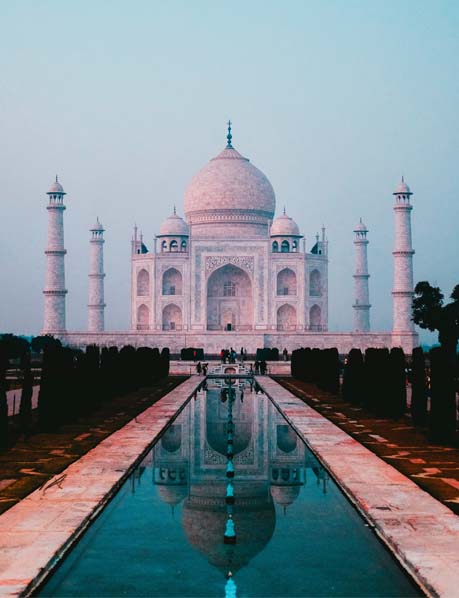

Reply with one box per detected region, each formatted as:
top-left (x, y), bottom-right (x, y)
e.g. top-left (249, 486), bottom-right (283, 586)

top-left (39, 386), bottom-right (421, 597)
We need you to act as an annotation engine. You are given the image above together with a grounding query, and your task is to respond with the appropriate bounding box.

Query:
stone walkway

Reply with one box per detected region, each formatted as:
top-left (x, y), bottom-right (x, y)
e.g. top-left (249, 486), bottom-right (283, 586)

top-left (256, 376), bottom-right (459, 598)
top-left (0, 376), bottom-right (202, 597)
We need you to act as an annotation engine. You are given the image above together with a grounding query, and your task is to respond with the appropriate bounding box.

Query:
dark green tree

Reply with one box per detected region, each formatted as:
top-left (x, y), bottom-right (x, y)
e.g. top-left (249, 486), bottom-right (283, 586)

top-left (0, 334), bottom-right (30, 361)
top-left (31, 335), bottom-right (61, 354)
top-left (413, 282), bottom-right (459, 355)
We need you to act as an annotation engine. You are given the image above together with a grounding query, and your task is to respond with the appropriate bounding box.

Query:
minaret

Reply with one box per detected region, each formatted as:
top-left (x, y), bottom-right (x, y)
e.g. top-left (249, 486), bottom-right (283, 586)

top-left (392, 177), bottom-right (415, 336)
top-left (352, 219), bottom-right (371, 332)
top-left (43, 176), bottom-right (67, 333)
top-left (88, 218), bottom-right (106, 332)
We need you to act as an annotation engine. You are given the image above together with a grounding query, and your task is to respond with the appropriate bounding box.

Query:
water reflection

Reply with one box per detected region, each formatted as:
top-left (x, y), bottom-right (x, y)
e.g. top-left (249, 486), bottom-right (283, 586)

top-left (148, 386), bottom-right (327, 578)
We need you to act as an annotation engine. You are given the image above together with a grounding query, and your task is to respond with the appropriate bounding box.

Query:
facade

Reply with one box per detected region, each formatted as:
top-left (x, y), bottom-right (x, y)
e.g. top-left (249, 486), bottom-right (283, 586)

top-left (43, 125), bottom-right (419, 353)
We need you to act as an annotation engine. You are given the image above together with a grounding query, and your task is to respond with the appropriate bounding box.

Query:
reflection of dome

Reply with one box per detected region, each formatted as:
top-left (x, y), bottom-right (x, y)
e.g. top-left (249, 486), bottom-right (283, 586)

top-left (206, 394), bottom-right (252, 456)
top-left (270, 485), bottom-right (301, 508)
top-left (159, 212), bottom-right (189, 236)
top-left (157, 484), bottom-right (188, 506)
top-left (183, 492), bottom-right (275, 574)
top-left (276, 424), bottom-right (297, 453)
top-left (161, 424), bottom-right (182, 452)
top-left (270, 213), bottom-right (300, 237)
top-left (184, 146), bottom-right (276, 226)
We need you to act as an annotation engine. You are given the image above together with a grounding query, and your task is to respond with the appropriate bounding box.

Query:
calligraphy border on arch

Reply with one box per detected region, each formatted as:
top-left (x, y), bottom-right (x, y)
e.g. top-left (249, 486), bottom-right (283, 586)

top-left (205, 255), bottom-right (254, 276)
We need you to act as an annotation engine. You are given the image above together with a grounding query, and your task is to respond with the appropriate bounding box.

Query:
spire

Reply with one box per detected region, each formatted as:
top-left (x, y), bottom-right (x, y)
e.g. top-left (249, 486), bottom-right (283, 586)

top-left (55, 174), bottom-right (59, 183)
top-left (173, 204), bottom-right (176, 215)
top-left (226, 120), bottom-right (233, 149)
top-left (283, 205), bottom-right (286, 215)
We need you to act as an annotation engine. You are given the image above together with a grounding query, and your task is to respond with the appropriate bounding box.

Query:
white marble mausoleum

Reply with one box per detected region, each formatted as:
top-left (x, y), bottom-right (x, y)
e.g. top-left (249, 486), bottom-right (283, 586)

top-left (42, 124), bottom-right (419, 354)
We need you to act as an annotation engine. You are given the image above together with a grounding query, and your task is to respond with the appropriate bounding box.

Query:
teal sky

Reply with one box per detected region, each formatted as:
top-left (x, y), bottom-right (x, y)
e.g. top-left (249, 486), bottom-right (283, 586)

top-left (1, 1), bottom-right (458, 341)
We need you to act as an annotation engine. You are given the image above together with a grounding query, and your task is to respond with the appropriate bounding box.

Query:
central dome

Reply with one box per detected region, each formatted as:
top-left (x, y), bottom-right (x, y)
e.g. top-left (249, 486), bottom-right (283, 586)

top-left (184, 145), bottom-right (276, 234)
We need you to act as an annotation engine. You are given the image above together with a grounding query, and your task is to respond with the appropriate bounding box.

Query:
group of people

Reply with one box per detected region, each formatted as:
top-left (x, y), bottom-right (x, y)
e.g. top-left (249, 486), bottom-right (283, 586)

top-left (220, 347), bottom-right (249, 363)
top-left (195, 362), bottom-right (208, 376)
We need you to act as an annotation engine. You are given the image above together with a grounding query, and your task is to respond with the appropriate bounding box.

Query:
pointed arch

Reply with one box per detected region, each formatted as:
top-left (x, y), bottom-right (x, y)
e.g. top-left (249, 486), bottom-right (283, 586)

top-left (162, 268), bottom-right (182, 295)
top-left (309, 304), bottom-right (321, 330)
top-left (137, 269), bottom-right (150, 296)
top-left (272, 241), bottom-right (279, 253)
top-left (137, 304), bottom-right (149, 330)
top-left (281, 240), bottom-right (290, 253)
top-left (162, 303), bottom-right (182, 330)
top-left (277, 268), bottom-right (297, 296)
top-left (310, 269), bottom-right (321, 296)
top-left (277, 304), bottom-right (296, 330)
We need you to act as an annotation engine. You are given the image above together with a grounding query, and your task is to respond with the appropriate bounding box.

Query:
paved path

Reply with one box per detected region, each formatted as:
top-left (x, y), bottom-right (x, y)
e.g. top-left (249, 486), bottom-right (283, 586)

top-left (256, 376), bottom-right (459, 598)
top-left (0, 376), bottom-right (202, 597)
top-left (6, 387), bottom-right (39, 417)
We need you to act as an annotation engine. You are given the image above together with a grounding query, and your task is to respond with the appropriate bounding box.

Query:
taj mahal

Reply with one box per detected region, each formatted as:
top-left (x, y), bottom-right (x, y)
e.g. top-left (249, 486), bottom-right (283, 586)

top-left (42, 123), bottom-right (419, 353)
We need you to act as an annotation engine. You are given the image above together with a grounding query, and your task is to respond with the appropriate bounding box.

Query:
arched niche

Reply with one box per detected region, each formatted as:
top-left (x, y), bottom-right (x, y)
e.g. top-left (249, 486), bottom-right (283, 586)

top-left (309, 304), bottom-right (321, 330)
top-left (277, 303), bottom-right (296, 330)
top-left (277, 268), bottom-right (297, 296)
top-left (137, 304), bottom-right (149, 330)
top-left (162, 303), bottom-right (182, 330)
top-left (272, 241), bottom-right (279, 253)
top-left (162, 268), bottom-right (182, 296)
top-left (137, 269), bottom-right (150, 296)
top-left (310, 269), bottom-right (321, 296)
top-left (281, 240), bottom-right (290, 253)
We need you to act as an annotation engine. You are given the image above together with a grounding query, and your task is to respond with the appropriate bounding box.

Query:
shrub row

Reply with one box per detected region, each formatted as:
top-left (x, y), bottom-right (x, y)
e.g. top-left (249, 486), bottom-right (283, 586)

top-left (291, 348), bottom-right (340, 394)
top-left (256, 348), bottom-right (279, 361)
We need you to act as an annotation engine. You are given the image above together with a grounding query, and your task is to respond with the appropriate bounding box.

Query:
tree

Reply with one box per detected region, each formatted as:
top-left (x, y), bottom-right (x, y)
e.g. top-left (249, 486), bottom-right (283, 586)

top-left (411, 347), bottom-right (427, 426)
top-left (0, 334), bottom-right (30, 361)
top-left (0, 372), bottom-right (8, 449)
top-left (413, 282), bottom-right (459, 355)
top-left (31, 335), bottom-right (61, 354)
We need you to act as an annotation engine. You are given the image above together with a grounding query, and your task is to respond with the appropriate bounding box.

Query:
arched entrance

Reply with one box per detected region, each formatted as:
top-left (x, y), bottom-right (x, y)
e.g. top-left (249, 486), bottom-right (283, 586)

top-left (206, 264), bottom-right (253, 331)
top-left (162, 304), bottom-right (182, 330)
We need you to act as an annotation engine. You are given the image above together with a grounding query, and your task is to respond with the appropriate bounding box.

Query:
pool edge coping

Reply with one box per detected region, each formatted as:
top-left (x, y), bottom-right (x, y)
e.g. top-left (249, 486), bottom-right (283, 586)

top-left (0, 376), bottom-right (203, 598)
top-left (256, 376), bottom-right (459, 598)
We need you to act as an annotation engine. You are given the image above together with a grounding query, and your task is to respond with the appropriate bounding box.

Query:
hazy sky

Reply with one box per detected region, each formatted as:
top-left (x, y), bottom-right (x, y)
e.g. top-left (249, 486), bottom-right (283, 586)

top-left (1, 0), bottom-right (458, 342)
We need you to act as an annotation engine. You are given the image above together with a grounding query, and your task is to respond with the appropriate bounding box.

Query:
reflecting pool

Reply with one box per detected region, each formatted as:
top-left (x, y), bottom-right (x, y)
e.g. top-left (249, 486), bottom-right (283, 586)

top-left (39, 385), bottom-right (421, 597)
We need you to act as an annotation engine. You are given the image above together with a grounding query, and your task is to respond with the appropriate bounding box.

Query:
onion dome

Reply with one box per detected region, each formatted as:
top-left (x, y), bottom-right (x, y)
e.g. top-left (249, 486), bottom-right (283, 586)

top-left (184, 124), bottom-right (275, 227)
top-left (353, 218), bottom-right (367, 233)
top-left (393, 176), bottom-right (412, 195)
top-left (270, 211), bottom-right (301, 237)
top-left (47, 175), bottom-right (65, 195)
top-left (158, 209), bottom-right (189, 237)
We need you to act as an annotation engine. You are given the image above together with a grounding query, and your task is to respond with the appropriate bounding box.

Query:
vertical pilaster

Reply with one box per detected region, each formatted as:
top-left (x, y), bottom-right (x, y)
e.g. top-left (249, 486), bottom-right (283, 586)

top-left (43, 177), bottom-right (67, 333)
top-left (88, 219), bottom-right (106, 332)
top-left (353, 219), bottom-right (371, 332)
top-left (392, 178), bottom-right (415, 335)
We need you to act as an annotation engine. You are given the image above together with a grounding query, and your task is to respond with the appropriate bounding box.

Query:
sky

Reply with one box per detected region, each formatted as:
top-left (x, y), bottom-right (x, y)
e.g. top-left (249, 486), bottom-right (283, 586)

top-left (1, 0), bottom-right (458, 343)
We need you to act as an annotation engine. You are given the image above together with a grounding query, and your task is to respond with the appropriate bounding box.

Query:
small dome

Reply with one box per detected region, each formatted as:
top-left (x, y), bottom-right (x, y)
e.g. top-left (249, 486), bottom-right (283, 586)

top-left (270, 485), bottom-right (301, 507)
top-left (91, 218), bottom-right (104, 231)
top-left (270, 212), bottom-right (300, 237)
top-left (159, 211), bottom-right (189, 236)
top-left (47, 177), bottom-right (65, 194)
top-left (354, 218), bottom-right (367, 232)
top-left (394, 177), bottom-right (412, 195)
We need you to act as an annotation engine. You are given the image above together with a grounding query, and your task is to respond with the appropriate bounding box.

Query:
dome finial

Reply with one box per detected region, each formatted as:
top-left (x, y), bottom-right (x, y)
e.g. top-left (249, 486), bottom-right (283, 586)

top-left (226, 120), bottom-right (233, 149)
top-left (173, 204), bottom-right (176, 215)
top-left (283, 205), bottom-right (286, 215)
top-left (55, 174), bottom-right (58, 183)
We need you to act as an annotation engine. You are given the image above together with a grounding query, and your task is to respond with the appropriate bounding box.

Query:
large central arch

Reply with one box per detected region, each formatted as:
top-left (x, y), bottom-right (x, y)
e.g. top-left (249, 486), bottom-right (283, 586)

top-left (206, 264), bottom-right (253, 330)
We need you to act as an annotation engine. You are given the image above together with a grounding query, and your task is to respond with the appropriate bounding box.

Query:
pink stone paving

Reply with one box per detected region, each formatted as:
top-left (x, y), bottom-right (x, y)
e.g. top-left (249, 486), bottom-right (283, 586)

top-left (0, 376), bottom-right (202, 597)
top-left (256, 376), bottom-right (459, 598)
